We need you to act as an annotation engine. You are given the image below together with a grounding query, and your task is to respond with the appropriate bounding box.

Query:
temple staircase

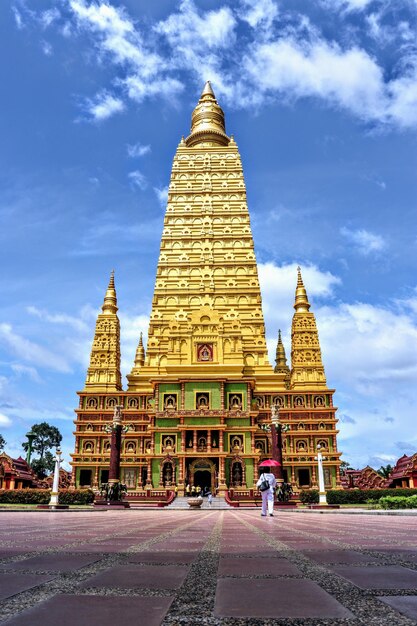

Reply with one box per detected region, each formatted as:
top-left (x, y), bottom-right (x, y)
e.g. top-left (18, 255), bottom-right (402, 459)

top-left (167, 496), bottom-right (231, 510)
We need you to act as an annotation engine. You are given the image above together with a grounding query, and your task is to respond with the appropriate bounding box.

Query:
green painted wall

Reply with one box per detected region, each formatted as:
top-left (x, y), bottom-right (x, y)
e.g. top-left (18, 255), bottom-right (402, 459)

top-left (154, 432), bottom-right (161, 454)
top-left (245, 458), bottom-right (254, 487)
top-left (184, 382), bottom-right (220, 409)
top-left (244, 431), bottom-right (251, 453)
top-left (226, 418), bottom-right (250, 427)
top-left (184, 417), bottom-right (219, 426)
top-left (156, 418), bottom-right (178, 427)
top-left (152, 459), bottom-right (160, 487)
top-left (158, 384), bottom-right (181, 410)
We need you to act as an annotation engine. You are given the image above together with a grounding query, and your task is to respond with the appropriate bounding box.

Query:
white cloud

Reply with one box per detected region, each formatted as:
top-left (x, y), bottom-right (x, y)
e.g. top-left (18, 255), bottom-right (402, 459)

top-left (244, 39), bottom-right (386, 121)
top-left (40, 8), bottom-right (61, 29)
top-left (12, 7), bottom-right (24, 30)
top-left (153, 186), bottom-right (169, 207)
top-left (27, 306), bottom-right (90, 333)
top-left (238, 0), bottom-right (278, 30)
top-left (84, 91), bottom-right (125, 121)
top-left (0, 413), bottom-right (12, 428)
top-left (127, 142), bottom-right (151, 158)
top-left (0, 323), bottom-right (71, 373)
top-left (41, 40), bottom-right (53, 56)
top-left (156, 0), bottom-right (236, 51)
top-left (340, 227), bottom-right (386, 254)
top-left (11, 364), bottom-right (42, 384)
top-left (128, 170), bottom-right (147, 190)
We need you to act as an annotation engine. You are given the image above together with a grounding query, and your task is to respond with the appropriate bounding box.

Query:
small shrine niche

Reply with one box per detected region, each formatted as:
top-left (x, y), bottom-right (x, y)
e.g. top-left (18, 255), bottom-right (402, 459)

top-left (163, 394), bottom-right (177, 411)
top-left (196, 392), bottom-right (210, 409)
top-left (162, 436), bottom-right (176, 454)
top-left (228, 393), bottom-right (243, 410)
top-left (230, 435), bottom-right (244, 453)
top-left (197, 343), bottom-right (213, 362)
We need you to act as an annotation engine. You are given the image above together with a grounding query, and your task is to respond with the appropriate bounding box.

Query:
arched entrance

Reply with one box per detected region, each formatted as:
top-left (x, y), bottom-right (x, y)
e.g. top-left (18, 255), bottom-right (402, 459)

top-left (188, 458), bottom-right (217, 493)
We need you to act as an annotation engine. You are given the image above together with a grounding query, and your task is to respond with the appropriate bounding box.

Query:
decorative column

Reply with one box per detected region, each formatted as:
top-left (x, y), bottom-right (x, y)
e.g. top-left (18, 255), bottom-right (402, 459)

top-left (207, 430), bottom-right (211, 452)
top-left (181, 382), bottom-right (185, 409)
top-left (108, 405), bottom-right (123, 485)
top-left (46, 448), bottom-right (68, 510)
top-left (219, 430), bottom-right (224, 453)
top-left (316, 445), bottom-right (328, 505)
top-left (102, 405), bottom-right (130, 506)
top-left (181, 431), bottom-right (185, 453)
top-left (193, 430), bottom-right (197, 453)
top-left (219, 457), bottom-right (226, 493)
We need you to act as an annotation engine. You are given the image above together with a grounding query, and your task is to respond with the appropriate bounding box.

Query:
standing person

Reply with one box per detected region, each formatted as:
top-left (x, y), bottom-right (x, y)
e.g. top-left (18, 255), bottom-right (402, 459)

top-left (207, 492), bottom-right (213, 507)
top-left (256, 467), bottom-right (277, 517)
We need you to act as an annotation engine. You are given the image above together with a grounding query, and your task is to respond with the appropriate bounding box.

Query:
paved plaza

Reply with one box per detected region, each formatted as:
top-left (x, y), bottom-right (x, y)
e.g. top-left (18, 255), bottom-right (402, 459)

top-left (0, 510), bottom-right (417, 625)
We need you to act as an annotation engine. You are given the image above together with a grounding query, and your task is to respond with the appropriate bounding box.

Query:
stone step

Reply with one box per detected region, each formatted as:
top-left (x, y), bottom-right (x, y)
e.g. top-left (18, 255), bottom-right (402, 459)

top-left (167, 496), bottom-right (231, 510)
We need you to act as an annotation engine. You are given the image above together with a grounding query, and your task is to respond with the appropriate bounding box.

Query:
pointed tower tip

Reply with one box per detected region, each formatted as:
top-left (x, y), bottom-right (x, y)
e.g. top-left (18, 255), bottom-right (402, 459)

top-left (185, 80), bottom-right (229, 147)
top-left (275, 328), bottom-right (289, 374)
top-left (294, 266), bottom-right (310, 312)
top-left (201, 80), bottom-right (215, 98)
top-left (102, 270), bottom-right (118, 314)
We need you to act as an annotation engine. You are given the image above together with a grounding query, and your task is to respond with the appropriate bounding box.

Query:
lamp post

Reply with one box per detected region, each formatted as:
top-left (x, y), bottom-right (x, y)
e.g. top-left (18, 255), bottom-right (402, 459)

top-left (316, 444), bottom-right (328, 505)
top-left (25, 430), bottom-right (36, 465)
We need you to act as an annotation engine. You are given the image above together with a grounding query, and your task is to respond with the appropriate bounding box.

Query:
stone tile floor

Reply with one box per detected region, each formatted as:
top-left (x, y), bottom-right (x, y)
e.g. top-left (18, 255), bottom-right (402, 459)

top-left (0, 510), bottom-right (417, 624)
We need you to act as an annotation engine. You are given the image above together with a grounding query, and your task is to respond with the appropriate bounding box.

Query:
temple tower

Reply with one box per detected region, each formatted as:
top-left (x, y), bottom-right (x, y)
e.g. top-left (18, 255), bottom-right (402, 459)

top-left (71, 84), bottom-right (342, 496)
top-left (291, 267), bottom-right (327, 389)
top-left (84, 271), bottom-right (122, 392)
top-left (127, 81), bottom-right (274, 392)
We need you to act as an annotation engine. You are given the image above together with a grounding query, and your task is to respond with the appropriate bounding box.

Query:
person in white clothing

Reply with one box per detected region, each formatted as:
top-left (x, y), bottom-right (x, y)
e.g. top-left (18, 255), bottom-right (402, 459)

top-left (256, 468), bottom-right (277, 517)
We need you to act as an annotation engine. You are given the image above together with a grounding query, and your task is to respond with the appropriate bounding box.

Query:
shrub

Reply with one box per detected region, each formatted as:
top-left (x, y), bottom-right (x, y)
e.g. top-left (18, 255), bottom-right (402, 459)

top-left (299, 490), bottom-right (319, 504)
top-left (0, 488), bottom-right (95, 505)
top-left (326, 488), bottom-right (417, 505)
top-left (58, 489), bottom-right (95, 505)
top-left (0, 489), bottom-right (50, 504)
top-left (379, 495), bottom-right (417, 510)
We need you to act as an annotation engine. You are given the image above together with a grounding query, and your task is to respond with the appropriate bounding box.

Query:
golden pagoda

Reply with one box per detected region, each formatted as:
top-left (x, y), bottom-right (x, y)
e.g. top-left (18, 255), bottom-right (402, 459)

top-left (71, 83), bottom-right (342, 498)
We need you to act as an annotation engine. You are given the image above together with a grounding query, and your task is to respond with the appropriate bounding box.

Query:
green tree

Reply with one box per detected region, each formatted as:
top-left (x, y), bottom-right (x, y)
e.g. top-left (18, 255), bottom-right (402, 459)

top-left (22, 422), bottom-right (62, 460)
top-left (339, 460), bottom-right (353, 476)
top-left (377, 464), bottom-right (393, 479)
top-left (31, 451), bottom-right (55, 479)
top-left (0, 434), bottom-right (6, 452)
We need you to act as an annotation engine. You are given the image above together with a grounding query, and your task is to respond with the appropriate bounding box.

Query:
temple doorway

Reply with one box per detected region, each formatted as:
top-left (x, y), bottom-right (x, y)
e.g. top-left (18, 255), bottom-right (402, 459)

top-left (194, 469), bottom-right (211, 493)
top-left (187, 458), bottom-right (217, 493)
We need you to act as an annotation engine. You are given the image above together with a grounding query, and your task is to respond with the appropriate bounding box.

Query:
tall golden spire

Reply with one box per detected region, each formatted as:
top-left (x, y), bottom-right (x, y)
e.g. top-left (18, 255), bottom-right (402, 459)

top-left (83, 271), bottom-right (122, 391)
top-left (185, 81), bottom-right (230, 147)
top-left (133, 332), bottom-right (145, 369)
top-left (102, 270), bottom-right (118, 314)
top-left (290, 267), bottom-right (326, 389)
top-left (274, 330), bottom-right (290, 376)
top-left (127, 82), bottom-right (275, 391)
top-left (294, 266), bottom-right (310, 312)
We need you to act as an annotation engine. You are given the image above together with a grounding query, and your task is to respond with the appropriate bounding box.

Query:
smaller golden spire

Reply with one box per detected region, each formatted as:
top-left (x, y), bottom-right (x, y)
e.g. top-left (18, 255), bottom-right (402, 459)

top-left (134, 332), bottom-right (145, 368)
top-left (102, 270), bottom-right (118, 315)
top-left (294, 266), bottom-right (310, 312)
top-left (185, 81), bottom-right (230, 147)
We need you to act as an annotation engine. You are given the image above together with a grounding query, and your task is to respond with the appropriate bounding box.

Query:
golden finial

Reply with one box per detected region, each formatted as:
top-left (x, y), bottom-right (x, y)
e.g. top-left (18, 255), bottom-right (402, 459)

top-left (134, 331), bottom-right (145, 368)
top-left (294, 266), bottom-right (310, 312)
top-left (102, 270), bottom-right (118, 314)
top-left (185, 81), bottom-right (230, 147)
top-left (274, 329), bottom-right (289, 373)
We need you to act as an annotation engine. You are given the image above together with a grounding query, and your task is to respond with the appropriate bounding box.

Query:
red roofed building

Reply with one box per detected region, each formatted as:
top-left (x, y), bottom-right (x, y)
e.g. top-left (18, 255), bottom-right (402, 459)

top-left (341, 466), bottom-right (386, 489)
top-left (0, 453), bottom-right (41, 490)
top-left (385, 454), bottom-right (417, 489)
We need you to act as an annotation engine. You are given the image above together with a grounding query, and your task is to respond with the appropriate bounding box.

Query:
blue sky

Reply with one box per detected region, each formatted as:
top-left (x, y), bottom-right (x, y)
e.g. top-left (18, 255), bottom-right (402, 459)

top-left (1, 0), bottom-right (417, 471)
